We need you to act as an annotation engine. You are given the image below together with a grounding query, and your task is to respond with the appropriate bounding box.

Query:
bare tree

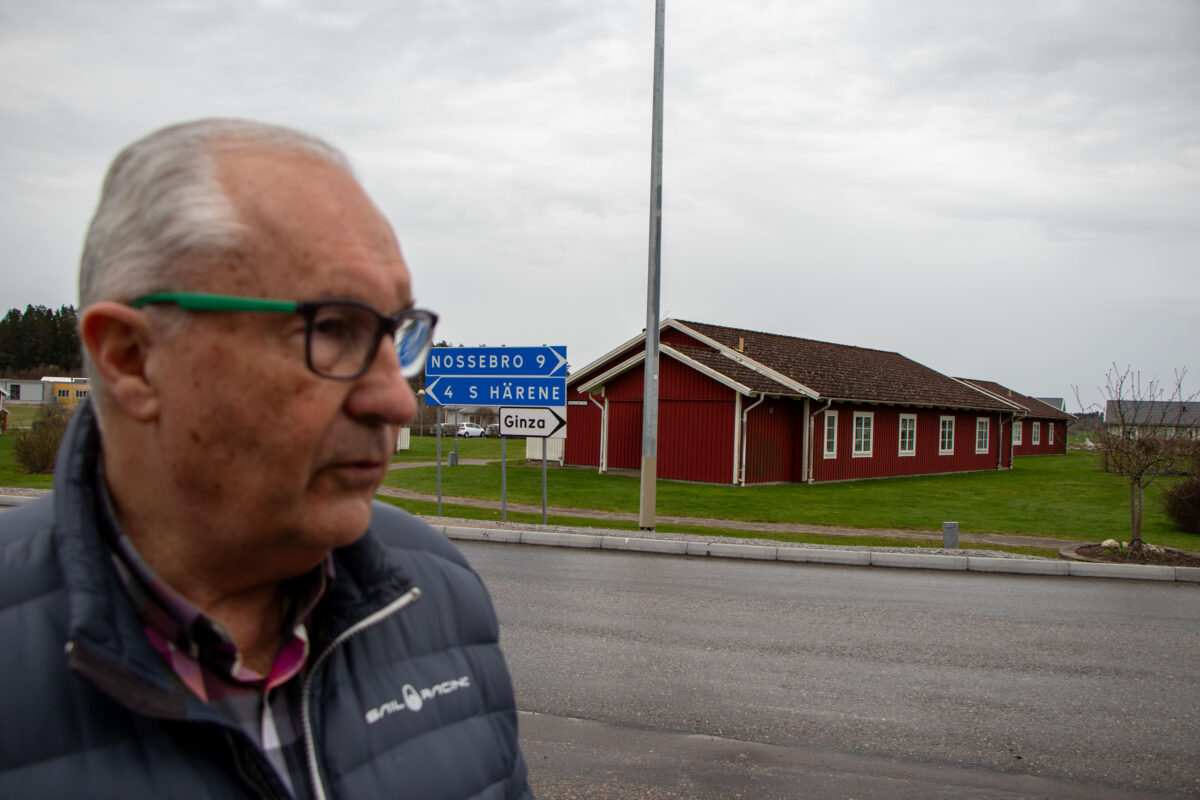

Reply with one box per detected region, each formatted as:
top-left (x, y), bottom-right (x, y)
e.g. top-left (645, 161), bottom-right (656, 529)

top-left (1075, 365), bottom-right (1199, 549)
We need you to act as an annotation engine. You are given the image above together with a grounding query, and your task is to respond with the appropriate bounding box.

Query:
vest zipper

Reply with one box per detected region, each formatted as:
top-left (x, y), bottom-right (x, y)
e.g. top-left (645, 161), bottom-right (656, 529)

top-left (301, 586), bottom-right (422, 800)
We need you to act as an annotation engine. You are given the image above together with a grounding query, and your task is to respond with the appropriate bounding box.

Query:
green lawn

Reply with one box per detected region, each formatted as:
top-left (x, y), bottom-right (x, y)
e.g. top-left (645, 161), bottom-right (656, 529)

top-left (7, 424), bottom-right (1194, 554)
top-left (391, 433), bottom-right (524, 463)
top-left (383, 450), bottom-right (1199, 552)
top-left (2, 405), bottom-right (41, 429)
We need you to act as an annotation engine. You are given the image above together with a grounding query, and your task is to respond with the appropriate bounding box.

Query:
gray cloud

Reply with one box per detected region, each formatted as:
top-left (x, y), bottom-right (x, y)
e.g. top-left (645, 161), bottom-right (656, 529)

top-left (0, 0), bottom-right (1196, 408)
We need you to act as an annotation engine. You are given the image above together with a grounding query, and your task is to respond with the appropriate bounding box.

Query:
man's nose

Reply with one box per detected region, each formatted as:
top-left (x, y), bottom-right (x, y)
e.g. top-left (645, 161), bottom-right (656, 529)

top-left (344, 335), bottom-right (418, 424)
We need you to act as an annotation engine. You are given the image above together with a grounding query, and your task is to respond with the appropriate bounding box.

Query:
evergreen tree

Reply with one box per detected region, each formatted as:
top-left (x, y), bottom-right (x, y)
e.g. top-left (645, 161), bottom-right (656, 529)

top-left (0, 304), bottom-right (84, 375)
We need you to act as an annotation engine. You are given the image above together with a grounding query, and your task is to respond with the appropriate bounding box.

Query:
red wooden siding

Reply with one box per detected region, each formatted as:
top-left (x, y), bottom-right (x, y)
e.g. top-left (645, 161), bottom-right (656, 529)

top-left (658, 356), bottom-right (738, 482)
top-left (1011, 419), bottom-right (1068, 457)
top-left (564, 385), bottom-right (602, 467)
top-left (742, 398), bottom-right (801, 484)
top-left (605, 399), bottom-right (643, 470)
top-left (811, 406), bottom-right (1010, 482)
top-left (604, 367), bottom-right (646, 469)
top-left (565, 353), bottom-right (740, 482)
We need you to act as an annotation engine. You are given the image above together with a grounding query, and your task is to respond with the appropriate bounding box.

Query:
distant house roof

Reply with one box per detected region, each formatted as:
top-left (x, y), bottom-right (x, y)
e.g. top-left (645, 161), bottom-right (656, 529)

top-left (573, 319), bottom-right (1015, 412)
top-left (956, 379), bottom-right (1074, 421)
top-left (1104, 400), bottom-right (1200, 427)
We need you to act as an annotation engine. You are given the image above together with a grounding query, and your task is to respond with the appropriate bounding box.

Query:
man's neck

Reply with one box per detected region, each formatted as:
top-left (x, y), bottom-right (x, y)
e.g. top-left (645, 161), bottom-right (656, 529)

top-left (103, 446), bottom-right (292, 676)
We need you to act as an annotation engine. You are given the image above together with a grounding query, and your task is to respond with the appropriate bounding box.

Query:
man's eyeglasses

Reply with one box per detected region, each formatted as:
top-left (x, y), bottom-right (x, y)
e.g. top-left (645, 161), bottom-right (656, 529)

top-left (130, 292), bottom-right (438, 380)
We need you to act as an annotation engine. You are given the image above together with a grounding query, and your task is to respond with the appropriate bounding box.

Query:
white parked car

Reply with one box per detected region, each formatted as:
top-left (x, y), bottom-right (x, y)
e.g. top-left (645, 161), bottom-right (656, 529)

top-left (456, 423), bottom-right (485, 438)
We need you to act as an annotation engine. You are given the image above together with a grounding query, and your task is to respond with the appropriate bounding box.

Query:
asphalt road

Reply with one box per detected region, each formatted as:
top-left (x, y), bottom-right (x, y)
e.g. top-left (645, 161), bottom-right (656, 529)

top-left (460, 541), bottom-right (1200, 799)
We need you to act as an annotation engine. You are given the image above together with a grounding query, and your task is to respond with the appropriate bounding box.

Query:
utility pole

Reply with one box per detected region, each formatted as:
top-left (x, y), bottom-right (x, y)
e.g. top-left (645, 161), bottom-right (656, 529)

top-left (639, 0), bottom-right (666, 531)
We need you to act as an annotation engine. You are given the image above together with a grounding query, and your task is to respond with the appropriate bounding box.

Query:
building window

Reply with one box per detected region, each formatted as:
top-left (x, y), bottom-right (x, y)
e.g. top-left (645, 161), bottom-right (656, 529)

top-left (1049, 424), bottom-right (1055, 445)
top-left (898, 414), bottom-right (916, 456)
top-left (1012, 420), bottom-right (1022, 446)
top-left (1032, 421), bottom-right (1041, 445)
top-left (975, 418), bottom-right (989, 454)
top-left (853, 412), bottom-right (873, 457)
top-left (823, 411), bottom-right (837, 459)
top-left (58, 389), bottom-right (68, 398)
top-left (9, 384), bottom-right (18, 400)
top-left (939, 416), bottom-right (954, 455)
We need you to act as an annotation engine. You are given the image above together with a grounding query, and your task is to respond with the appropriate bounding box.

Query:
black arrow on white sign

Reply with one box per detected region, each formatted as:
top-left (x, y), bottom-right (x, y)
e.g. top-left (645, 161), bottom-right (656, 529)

top-left (500, 406), bottom-right (566, 438)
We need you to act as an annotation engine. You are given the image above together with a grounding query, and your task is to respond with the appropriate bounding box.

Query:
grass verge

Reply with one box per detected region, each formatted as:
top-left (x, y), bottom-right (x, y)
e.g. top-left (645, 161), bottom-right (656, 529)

top-left (376, 496), bottom-right (1062, 558)
top-left (382, 450), bottom-right (1200, 552)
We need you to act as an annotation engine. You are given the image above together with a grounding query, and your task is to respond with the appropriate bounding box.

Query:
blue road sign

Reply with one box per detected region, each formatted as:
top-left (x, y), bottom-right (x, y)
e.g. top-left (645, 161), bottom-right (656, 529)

top-left (423, 376), bottom-right (566, 407)
top-left (426, 346), bottom-right (567, 378)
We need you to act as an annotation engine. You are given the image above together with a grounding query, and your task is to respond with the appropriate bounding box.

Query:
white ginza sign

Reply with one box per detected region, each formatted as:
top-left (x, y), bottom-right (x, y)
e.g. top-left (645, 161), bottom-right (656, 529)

top-left (500, 406), bottom-right (566, 439)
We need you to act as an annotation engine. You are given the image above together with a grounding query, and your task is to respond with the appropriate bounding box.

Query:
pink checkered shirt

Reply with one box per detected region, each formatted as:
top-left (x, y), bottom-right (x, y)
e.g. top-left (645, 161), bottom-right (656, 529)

top-left (101, 482), bottom-right (330, 799)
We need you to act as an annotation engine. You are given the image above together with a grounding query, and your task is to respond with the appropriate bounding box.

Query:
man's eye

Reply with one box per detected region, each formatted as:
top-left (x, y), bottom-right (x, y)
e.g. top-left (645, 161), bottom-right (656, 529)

top-left (313, 315), bottom-right (355, 338)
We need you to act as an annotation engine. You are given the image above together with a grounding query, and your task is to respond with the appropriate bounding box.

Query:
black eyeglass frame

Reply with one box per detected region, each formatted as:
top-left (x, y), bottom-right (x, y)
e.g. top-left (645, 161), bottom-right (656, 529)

top-left (129, 291), bottom-right (439, 380)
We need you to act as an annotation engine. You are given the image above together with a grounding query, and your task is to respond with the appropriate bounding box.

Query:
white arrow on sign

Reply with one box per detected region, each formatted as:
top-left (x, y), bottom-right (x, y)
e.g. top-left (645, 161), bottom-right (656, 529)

top-left (500, 406), bottom-right (566, 438)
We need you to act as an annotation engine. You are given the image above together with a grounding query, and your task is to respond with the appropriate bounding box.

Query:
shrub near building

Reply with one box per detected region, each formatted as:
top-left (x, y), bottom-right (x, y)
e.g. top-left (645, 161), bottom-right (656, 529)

top-left (1163, 442), bottom-right (1200, 535)
top-left (14, 403), bottom-right (72, 473)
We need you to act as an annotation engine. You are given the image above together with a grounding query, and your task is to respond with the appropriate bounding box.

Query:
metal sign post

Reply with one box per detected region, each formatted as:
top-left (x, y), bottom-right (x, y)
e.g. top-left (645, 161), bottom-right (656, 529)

top-left (436, 406), bottom-right (443, 516)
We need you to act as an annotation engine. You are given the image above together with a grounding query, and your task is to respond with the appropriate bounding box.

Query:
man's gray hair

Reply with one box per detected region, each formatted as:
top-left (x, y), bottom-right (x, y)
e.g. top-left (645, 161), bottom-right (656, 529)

top-left (79, 119), bottom-right (353, 401)
top-left (80, 118), bottom-right (352, 308)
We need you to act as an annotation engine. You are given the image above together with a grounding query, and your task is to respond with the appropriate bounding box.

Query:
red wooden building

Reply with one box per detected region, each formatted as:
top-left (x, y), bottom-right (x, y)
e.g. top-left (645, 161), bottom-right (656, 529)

top-left (565, 320), bottom-right (1047, 485)
top-left (956, 379), bottom-right (1072, 456)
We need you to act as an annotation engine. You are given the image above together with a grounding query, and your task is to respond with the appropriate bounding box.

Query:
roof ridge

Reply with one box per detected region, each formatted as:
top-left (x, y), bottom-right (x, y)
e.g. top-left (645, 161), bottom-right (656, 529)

top-left (675, 319), bottom-right (901, 357)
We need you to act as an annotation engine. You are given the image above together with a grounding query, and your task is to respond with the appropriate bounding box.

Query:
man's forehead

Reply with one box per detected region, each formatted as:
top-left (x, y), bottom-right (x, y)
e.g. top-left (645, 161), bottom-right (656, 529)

top-left (210, 146), bottom-right (410, 303)
top-left (215, 146), bottom-right (362, 213)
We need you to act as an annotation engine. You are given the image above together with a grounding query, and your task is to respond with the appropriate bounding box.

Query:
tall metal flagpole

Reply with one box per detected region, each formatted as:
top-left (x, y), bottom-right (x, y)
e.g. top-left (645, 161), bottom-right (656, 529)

top-left (639, 0), bottom-right (666, 531)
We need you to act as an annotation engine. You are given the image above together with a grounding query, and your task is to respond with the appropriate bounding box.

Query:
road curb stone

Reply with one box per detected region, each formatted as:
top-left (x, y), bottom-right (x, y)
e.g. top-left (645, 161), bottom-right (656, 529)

top-left (438, 524), bottom-right (1200, 582)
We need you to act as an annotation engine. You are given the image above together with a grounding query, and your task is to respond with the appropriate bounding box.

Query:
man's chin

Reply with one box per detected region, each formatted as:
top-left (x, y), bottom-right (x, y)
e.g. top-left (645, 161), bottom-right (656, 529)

top-left (298, 491), bottom-right (375, 549)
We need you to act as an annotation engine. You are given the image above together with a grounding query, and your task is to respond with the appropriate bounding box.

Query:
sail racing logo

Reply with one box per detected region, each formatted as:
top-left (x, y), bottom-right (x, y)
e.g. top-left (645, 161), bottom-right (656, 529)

top-left (365, 676), bottom-right (472, 725)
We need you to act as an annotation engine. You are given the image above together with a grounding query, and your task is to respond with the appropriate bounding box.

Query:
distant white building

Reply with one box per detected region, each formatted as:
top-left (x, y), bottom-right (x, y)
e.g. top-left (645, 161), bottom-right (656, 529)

top-left (0, 378), bottom-right (49, 404)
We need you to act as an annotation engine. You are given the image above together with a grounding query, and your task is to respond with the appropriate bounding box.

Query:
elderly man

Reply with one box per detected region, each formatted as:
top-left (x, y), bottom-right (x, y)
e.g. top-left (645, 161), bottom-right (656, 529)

top-left (0, 120), bottom-right (532, 799)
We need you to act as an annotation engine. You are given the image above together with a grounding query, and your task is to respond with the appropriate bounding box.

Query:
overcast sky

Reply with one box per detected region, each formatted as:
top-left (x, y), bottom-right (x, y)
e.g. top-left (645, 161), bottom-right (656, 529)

top-left (2, 0), bottom-right (1197, 410)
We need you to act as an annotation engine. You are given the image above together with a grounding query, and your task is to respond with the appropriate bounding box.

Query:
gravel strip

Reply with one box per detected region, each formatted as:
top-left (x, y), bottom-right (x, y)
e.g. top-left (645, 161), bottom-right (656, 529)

top-left (423, 515), bottom-right (1050, 560)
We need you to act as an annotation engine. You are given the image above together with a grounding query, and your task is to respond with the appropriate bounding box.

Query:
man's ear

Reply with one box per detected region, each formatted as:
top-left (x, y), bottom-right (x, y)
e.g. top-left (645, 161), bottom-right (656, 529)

top-left (79, 302), bottom-right (161, 422)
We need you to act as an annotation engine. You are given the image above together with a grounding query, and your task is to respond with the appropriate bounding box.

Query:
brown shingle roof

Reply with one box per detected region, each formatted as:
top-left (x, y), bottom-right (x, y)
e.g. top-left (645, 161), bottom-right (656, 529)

top-left (666, 344), bottom-right (793, 394)
top-left (957, 379), bottom-right (1074, 421)
top-left (675, 320), bottom-right (1013, 411)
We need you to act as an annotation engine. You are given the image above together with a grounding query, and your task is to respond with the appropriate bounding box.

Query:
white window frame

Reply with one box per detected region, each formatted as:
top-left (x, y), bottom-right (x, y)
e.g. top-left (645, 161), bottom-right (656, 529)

top-left (975, 417), bottom-right (989, 454)
top-left (1032, 421), bottom-right (1041, 445)
top-left (853, 412), bottom-right (874, 457)
top-left (898, 414), bottom-right (916, 457)
top-left (939, 416), bottom-right (955, 455)
top-left (823, 411), bottom-right (838, 459)
top-left (1012, 419), bottom-right (1022, 446)
top-left (1049, 423), bottom-right (1055, 445)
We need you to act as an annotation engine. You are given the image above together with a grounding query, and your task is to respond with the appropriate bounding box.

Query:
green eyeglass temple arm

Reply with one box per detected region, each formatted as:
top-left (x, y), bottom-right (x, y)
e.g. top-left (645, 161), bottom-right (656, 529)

top-left (130, 292), bottom-right (298, 313)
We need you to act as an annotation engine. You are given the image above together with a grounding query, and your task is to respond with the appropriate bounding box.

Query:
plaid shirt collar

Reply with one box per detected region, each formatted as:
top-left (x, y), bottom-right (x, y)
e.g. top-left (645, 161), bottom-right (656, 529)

top-left (96, 467), bottom-right (333, 700)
